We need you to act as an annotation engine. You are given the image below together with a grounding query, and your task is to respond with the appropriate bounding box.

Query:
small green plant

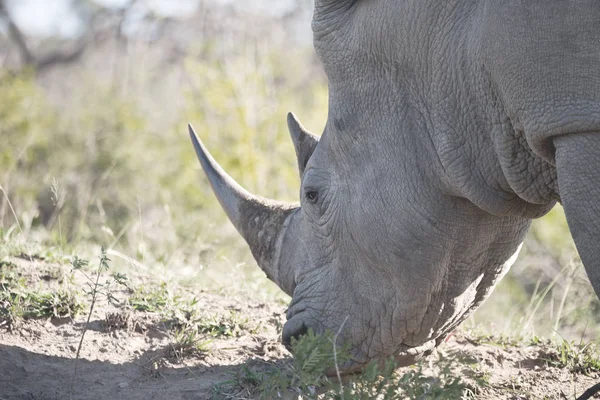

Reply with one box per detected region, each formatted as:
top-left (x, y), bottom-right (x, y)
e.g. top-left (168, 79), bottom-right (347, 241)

top-left (547, 339), bottom-right (600, 375)
top-left (169, 325), bottom-right (213, 361)
top-left (288, 328), bottom-right (352, 391)
top-left (214, 329), bottom-right (470, 400)
top-left (334, 358), bottom-right (401, 400)
top-left (71, 251), bottom-right (128, 309)
top-left (213, 329), bottom-right (348, 399)
top-left (395, 360), bottom-right (470, 400)
top-left (70, 248), bottom-right (128, 393)
top-left (333, 354), bottom-right (470, 400)
top-left (529, 335), bottom-right (546, 346)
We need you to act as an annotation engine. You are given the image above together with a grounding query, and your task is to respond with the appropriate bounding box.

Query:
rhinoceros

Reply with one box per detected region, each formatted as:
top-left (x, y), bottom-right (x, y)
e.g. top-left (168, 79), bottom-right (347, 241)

top-left (188, 0), bottom-right (600, 372)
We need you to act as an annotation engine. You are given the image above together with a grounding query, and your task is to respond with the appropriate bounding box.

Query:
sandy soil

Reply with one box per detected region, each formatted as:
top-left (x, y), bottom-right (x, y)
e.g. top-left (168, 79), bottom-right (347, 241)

top-left (1, 257), bottom-right (599, 400)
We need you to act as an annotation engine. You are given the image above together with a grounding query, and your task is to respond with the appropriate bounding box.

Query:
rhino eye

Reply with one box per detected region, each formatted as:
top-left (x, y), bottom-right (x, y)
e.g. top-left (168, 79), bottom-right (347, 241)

top-left (305, 190), bottom-right (319, 203)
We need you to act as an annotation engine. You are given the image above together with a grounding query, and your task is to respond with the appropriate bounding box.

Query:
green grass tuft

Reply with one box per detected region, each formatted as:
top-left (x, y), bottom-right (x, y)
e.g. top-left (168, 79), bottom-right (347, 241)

top-left (547, 339), bottom-right (600, 375)
top-left (1, 260), bottom-right (83, 325)
top-left (169, 325), bottom-right (213, 361)
top-left (128, 283), bottom-right (176, 313)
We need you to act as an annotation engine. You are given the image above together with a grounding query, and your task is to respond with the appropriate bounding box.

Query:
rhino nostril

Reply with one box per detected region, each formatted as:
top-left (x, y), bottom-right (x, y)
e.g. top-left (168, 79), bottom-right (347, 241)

top-left (282, 322), bottom-right (309, 350)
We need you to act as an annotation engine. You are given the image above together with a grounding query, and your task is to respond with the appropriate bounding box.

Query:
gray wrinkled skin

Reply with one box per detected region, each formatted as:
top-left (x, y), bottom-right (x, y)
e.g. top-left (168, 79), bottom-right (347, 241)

top-left (191, 0), bottom-right (600, 372)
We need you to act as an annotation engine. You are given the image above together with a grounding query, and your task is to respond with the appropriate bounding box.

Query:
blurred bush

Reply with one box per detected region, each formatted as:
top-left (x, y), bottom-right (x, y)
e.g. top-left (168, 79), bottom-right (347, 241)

top-left (0, 38), bottom-right (327, 290)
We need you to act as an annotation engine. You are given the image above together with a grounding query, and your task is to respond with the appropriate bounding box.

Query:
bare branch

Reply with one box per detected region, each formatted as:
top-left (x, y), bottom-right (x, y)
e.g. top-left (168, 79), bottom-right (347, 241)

top-left (0, 0), bottom-right (35, 65)
top-left (35, 41), bottom-right (89, 70)
top-left (115, 0), bottom-right (139, 40)
top-left (0, 0), bottom-right (144, 73)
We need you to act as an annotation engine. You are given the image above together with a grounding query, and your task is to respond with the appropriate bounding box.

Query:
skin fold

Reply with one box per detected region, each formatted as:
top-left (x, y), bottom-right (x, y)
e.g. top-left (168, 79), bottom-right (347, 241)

top-left (189, 0), bottom-right (600, 372)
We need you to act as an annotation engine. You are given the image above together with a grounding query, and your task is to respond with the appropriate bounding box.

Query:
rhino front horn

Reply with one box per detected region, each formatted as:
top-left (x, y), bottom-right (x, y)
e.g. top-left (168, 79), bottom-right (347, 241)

top-left (188, 124), bottom-right (296, 285)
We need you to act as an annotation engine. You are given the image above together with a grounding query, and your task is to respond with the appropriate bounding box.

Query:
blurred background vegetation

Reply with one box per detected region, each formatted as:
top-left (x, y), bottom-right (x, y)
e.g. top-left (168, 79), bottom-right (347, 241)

top-left (0, 0), bottom-right (598, 342)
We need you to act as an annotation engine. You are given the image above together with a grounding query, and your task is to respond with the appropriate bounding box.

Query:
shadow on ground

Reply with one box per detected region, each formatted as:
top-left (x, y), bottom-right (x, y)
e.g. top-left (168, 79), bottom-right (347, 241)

top-left (0, 344), bottom-right (286, 400)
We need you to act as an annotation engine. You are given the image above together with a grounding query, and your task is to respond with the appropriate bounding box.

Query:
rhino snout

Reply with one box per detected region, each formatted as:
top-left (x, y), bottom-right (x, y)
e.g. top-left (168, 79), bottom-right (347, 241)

top-left (282, 317), bottom-right (309, 350)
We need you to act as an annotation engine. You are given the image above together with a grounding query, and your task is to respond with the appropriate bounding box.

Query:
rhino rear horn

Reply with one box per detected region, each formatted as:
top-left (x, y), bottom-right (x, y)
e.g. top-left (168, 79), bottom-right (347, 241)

top-left (287, 112), bottom-right (319, 177)
top-left (188, 124), bottom-right (296, 285)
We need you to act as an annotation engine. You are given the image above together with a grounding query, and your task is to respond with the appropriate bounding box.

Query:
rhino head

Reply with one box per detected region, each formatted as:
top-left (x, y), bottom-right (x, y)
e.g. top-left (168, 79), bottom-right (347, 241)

top-left (189, 0), bottom-right (600, 372)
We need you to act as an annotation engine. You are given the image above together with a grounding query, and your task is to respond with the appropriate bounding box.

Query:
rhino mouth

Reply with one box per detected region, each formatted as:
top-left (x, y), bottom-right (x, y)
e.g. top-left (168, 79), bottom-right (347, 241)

top-left (282, 317), bottom-right (309, 350)
top-left (282, 303), bottom-right (440, 374)
top-left (282, 304), bottom-right (319, 350)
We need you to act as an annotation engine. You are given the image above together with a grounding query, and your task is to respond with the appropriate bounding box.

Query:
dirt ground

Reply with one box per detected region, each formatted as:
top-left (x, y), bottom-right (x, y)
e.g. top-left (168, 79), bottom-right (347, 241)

top-left (1, 257), bottom-right (599, 400)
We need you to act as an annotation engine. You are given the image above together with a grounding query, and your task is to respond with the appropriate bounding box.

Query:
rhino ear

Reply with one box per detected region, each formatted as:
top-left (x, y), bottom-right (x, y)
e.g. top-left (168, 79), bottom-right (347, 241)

top-left (287, 112), bottom-right (319, 177)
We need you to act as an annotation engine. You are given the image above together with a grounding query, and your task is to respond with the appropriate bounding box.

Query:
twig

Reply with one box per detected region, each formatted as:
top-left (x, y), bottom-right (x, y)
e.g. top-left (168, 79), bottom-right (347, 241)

top-left (0, 183), bottom-right (22, 234)
top-left (0, 0), bottom-right (89, 69)
top-left (332, 315), bottom-right (350, 398)
top-left (0, 0), bottom-right (34, 65)
top-left (69, 258), bottom-right (103, 399)
top-left (0, 0), bottom-right (140, 73)
top-left (576, 382), bottom-right (600, 400)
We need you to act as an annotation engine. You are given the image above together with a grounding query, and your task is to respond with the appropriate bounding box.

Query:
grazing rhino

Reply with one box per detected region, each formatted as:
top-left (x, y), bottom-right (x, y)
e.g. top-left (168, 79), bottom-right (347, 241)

top-left (188, 0), bottom-right (600, 372)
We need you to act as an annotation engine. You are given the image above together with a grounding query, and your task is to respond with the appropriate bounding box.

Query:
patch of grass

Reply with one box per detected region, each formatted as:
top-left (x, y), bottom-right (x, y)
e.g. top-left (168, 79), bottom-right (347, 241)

top-left (0, 275), bottom-right (20, 327)
top-left (547, 339), bottom-right (600, 375)
top-left (168, 325), bottom-right (213, 361)
top-left (19, 290), bottom-right (83, 319)
top-left (467, 332), bottom-right (524, 349)
top-left (329, 353), bottom-right (471, 400)
top-left (198, 311), bottom-right (257, 338)
top-left (128, 283), bottom-right (176, 313)
top-left (125, 282), bottom-right (259, 361)
top-left (0, 259), bottom-right (20, 286)
top-left (149, 291), bottom-right (259, 336)
top-left (213, 330), bottom-right (470, 400)
top-left (164, 306), bottom-right (258, 362)
top-left (1, 260), bottom-right (83, 327)
top-left (158, 298), bottom-right (216, 361)
top-left (0, 288), bottom-right (83, 327)
top-left (212, 329), bottom-right (346, 399)
top-left (0, 236), bottom-right (67, 265)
